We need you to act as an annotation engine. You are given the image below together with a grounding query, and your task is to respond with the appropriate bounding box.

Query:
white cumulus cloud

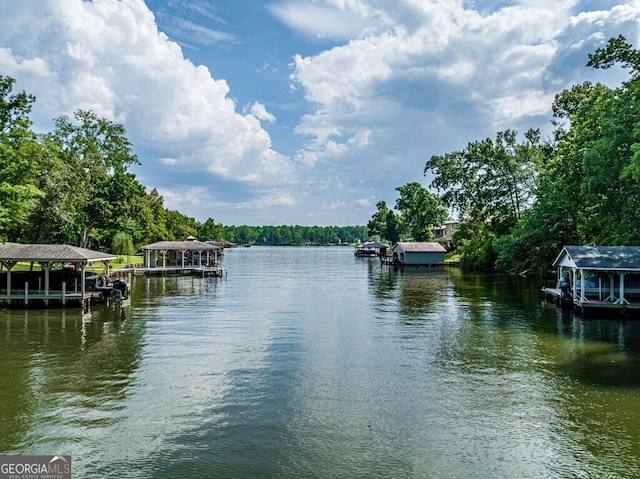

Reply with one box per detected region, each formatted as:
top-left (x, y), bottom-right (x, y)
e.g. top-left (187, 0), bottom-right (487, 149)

top-left (287, 0), bottom-right (640, 179)
top-left (2, 0), bottom-right (639, 226)
top-left (0, 0), bottom-right (296, 187)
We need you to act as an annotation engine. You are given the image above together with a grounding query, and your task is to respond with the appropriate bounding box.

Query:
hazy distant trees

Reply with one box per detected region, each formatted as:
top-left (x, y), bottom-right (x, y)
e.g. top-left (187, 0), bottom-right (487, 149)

top-left (222, 225), bottom-right (368, 246)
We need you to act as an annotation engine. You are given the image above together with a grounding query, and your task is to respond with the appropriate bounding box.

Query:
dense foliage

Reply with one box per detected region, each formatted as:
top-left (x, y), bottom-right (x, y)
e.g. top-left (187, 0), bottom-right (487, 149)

top-left (0, 76), bottom-right (367, 250)
top-left (0, 77), bottom-right (213, 250)
top-left (425, 128), bottom-right (547, 269)
top-left (366, 182), bottom-right (446, 244)
top-left (4, 34), bottom-right (638, 264)
top-left (491, 36), bottom-right (640, 273)
top-left (367, 35), bottom-right (640, 274)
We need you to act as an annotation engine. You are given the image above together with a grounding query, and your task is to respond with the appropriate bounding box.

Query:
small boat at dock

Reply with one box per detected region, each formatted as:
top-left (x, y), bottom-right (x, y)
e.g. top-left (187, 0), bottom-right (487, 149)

top-left (354, 241), bottom-right (387, 257)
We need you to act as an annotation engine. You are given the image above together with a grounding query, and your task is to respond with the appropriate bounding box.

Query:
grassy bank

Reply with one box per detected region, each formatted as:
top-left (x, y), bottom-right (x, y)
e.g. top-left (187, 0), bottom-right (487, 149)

top-left (5, 255), bottom-right (143, 273)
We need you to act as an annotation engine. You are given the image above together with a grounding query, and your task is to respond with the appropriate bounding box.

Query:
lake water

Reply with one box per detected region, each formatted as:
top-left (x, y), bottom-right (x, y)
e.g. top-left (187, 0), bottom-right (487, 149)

top-left (2, 246), bottom-right (640, 478)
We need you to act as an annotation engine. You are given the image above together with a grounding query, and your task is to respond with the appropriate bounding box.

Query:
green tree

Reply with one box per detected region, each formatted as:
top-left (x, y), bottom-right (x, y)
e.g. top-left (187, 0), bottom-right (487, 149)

top-left (27, 139), bottom-right (77, 243)
top-left (367, 201), bottom-right (401, 244)
top-left (425, 129), bottom-right (543, 267)
top-left (137, 188), bottom-right (168, 245)
top-left (394, 182), bottom-right (446, 241)
top-left (495, 37), bottom-right (640, 273)
top-left (452, 220), bottom-right (497, 270)
top-left (198, 218), bottom-right (224, 242)
top-left (112, 231), bottom-right (135, 255)
top-left (425, 129), bottom-right (541, 235)
top-left (538, 78), bottom-right (640, 247)
top-left (587, 34), bottom-right (640, 76)
top-left (101, 171), bottom-right (148, 248)
top-left (0, 76), bottom-right (44, 241)
top-left (165, 209), bottom-right (197, 240)
top-left (49, 110), bottom-right (140, 248)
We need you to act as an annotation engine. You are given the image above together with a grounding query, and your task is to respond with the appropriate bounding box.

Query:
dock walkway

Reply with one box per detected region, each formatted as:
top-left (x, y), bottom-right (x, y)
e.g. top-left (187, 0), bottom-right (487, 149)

top-left (0, 286), bottom-right (124, 308)
top-left (113, 265), bottom-right (226, 277)
top-left (543, 287), bottom-right (640, 313)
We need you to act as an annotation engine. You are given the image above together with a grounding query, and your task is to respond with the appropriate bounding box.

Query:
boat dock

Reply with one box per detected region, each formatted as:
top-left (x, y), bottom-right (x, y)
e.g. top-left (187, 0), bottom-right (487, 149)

top-left (354, 241), bottom-right (387, 257)
top-left (0, 244), bottom-right (124, 309)
top-left (0, 289), bottom-right (102, 307)
top-left (0, 283), bottom-right (128, 308)
top-left (0, 240), bottom-right (227, 309)
top-left (113, 265), bottom-right (226, 277)
top-left (543, 286), bottom-right (640, 313)
top-left (136, 238), bottom-right (226, 277)
top-left (544, 245), bottom-right (640, 315)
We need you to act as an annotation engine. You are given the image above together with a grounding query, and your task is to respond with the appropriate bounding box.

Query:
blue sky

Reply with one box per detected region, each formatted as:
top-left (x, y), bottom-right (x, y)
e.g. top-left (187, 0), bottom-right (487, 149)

top-left (1, 0), bottom-right (639, 226)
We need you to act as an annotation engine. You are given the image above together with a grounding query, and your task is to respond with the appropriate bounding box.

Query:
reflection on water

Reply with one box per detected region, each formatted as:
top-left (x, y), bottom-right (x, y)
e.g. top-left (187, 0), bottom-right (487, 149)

top-left (0, 304), bottom-right (141, 453)
top-left (1, 248), bottom-right (640, 478)
top-left (367, 265), bottom-right (640, 478)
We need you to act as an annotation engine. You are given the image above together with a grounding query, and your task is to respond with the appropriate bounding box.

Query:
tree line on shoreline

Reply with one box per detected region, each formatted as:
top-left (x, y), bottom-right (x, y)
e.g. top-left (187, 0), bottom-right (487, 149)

top-left (3, 36), bottom-right (639, 265)
top-left (0, 75), bottom-right (369, 252)
top-left (367, 36), bottom-right (640, 274)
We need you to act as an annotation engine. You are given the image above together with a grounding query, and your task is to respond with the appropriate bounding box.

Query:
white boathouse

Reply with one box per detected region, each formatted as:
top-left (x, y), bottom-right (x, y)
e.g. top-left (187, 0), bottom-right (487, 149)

top-left (544, 245), bottom-right (640, 313)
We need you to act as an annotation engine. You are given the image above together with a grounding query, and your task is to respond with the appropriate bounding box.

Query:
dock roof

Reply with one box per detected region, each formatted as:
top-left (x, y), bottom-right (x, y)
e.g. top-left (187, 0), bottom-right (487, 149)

top-left (143, 240), bottom-right (222, 251)
top-left (394, 242), bottom-right (447, 253)
top-left (553, 245), bottom-right (640, 271)
top-left (355, 241), bottom-right (386, 248)
top-left (0, 244), bottom-right (117, 263)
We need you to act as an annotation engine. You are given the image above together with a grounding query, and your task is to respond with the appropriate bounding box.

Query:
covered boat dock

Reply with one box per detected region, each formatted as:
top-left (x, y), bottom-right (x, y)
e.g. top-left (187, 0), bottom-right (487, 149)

top-left (543, 245), bottom-right (640, 313)
top-left (354, 241), bottom-right (387, 257)
top-left (0, 244), bottom-right (117, 308)
top-left (139, 237), bottom-right (225, 276)
top-left (388, 242), bottom-right (447, 266)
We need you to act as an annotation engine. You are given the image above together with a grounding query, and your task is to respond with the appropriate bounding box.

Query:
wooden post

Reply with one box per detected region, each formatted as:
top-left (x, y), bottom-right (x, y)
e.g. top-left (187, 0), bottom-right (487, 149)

top-left (605, 271), bottom-right (616, 302)
top-left (61, 282), bottom-right (66, 306)
top-left (24, 281), bottom-right (28, 305)
top-left (615, 272), bottom-right (630, 306)
top-left (81, 262), bottom-right (87, 306)
top-left (5, 263), bottom-right (13, 297)
top-left (43, 262), bottom-right (51, 306)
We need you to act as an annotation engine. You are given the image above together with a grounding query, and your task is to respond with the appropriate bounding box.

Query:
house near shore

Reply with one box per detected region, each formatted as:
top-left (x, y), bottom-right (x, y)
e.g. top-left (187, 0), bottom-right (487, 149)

top-left (432, 220), bottom-right (459, 241)
top-left (391, 242), bottom-right (447, 266)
